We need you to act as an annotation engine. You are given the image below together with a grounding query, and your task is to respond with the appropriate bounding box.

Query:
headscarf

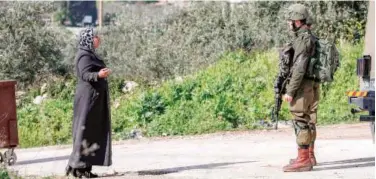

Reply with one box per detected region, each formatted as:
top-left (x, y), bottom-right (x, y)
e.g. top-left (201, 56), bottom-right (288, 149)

top-left (79, 27), bottom-right (95, 51)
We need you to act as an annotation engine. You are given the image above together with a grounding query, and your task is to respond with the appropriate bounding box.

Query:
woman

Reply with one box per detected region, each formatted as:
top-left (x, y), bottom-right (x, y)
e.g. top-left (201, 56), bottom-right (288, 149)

top-left (66, 28), bottom-right (112, 178)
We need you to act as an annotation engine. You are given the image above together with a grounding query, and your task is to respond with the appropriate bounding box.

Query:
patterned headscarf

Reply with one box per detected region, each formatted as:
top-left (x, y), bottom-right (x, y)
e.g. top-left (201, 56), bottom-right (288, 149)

top-left (79, 28), bottom-right (95, 50)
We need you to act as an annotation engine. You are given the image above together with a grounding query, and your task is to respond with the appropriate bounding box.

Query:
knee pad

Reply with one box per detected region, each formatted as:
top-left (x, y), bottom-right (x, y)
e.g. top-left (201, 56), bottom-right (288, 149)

top-left (293, 121), bottom-right (311, 146)
top-left (309, 123), bottom-right (316, 144)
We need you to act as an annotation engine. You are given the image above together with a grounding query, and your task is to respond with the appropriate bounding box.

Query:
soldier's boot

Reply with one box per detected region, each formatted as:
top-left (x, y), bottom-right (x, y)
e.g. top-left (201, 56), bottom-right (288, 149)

top-left (309, 144), bottom-right (317, 166)
top-left (284, 120), bottom-right (312, 172)
top-left (308, 123), bottom-right (317, 166)
top-left (289, 145), bottom-right (316, 166)
top-left (283, 148), bottom-right (313, 172)
top-left (290, 123), bottom-right (317, 165)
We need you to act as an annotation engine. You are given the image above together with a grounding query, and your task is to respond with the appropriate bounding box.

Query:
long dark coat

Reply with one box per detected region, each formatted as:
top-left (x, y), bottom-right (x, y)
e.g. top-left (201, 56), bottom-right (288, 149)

top-left (68, 46), bottom-right (112, 168)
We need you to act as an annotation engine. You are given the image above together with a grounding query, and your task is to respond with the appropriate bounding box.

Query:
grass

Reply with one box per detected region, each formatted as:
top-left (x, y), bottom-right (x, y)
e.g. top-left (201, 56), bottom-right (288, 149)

top-left (0, 166), bottom-right (23, 179)
top-left (0, 165), bottom-right (59, 179)
top-left (16, 39), bottom-right (363, 148)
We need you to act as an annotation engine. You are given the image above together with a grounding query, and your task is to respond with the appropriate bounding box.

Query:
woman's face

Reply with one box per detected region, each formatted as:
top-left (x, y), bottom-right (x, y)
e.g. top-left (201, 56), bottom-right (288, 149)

top-left (93, 36), bottom-right (100, 49)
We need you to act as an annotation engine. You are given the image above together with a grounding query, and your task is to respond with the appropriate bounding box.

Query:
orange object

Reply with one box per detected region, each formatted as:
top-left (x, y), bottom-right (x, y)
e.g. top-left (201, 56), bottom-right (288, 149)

top-left (346, 91), bottom-right (368, 97)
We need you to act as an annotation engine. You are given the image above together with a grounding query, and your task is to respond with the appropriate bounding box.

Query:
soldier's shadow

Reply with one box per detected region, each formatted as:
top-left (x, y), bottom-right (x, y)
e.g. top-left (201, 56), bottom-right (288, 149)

top-left (313, 157), bottom-right (375, 171)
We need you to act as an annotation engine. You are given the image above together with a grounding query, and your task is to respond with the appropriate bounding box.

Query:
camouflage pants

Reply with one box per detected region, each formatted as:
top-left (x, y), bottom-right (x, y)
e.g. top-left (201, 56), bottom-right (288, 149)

top-left (289, 80), bottom-right (320, 148)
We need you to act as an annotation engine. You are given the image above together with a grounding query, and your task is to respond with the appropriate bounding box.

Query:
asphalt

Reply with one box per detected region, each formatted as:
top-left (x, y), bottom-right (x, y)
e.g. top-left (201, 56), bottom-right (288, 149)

top-left (6, 123), bottom-right (375, 179)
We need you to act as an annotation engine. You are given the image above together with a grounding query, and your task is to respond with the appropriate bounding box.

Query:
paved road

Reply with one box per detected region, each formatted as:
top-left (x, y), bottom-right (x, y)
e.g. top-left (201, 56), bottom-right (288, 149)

top-left (7, 123), bottom-right (375, 179)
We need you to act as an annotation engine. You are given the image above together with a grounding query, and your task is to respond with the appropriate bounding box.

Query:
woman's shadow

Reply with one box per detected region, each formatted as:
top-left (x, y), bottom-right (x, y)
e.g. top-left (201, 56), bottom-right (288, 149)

top-left (99, 160), bottom-right (255, 178)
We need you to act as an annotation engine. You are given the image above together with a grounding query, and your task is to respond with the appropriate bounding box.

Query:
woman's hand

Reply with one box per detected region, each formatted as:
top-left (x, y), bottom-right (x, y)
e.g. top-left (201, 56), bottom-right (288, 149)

top-left (98, 68), bottom-right (111, 78)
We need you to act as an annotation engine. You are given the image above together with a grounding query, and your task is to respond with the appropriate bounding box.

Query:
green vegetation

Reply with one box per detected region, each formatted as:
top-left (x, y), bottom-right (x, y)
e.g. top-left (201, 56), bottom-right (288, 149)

top-left (0, 1), bottom-right (368, 148)
top-left (0, 166), bottom-right (23, 179)
top-left (0, 166), bottom-right (56, 179)
top-left (18, 40), bottom-right (363, 148)
top-left (0, 168), bottom-right (10, 179)
top-left (97, 1), bottom-right (368, 83)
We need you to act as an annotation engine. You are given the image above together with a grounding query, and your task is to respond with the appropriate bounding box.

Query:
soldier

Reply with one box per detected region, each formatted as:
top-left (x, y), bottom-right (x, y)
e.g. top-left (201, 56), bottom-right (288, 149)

top-left (282, 3), bottom-right (319, 172)
top-left (288, 13), bottom-right (318, 168)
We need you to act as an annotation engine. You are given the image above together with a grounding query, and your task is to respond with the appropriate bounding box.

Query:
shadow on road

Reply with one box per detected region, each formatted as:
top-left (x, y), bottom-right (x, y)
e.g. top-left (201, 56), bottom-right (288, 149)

top-left (136, 161), bottom-right (255, 175)
top-left (97, 161), bottom-right (256, 178)
top-left (15, 155), bottom-right (70, 166)
top-left (318, 157), bottom-right (375, 166)
top-left (314, 157), bottom-right (375, 171)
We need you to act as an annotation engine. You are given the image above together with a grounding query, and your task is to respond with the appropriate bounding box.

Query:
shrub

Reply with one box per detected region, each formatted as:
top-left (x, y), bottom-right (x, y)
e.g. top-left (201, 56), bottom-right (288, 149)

top-left (16, 39), bottom-right (363, 147)
top-left (0, 2), bottom-right (72, 88)
top-left (109, 40), bottom-right (363, 137)
top-left (4, 1), bottom-right (367, 147)
top-left (96, 1), bottom-right (368, 84)
top-left (0, 1), bottom-right (368, 87)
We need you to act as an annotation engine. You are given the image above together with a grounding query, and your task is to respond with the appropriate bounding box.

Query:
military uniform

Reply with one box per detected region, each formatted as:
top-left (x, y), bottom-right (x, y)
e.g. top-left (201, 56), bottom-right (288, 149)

top-left (305, 15), bottom-right (318, 153)
top-left (282, 4), bottom-right (319, 172)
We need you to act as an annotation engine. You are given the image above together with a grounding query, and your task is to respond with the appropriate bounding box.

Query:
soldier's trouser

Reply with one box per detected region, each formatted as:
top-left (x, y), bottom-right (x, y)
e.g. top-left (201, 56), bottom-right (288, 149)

top-left (309, 82), bottom-right (320, 146)
top-left (289, 80), bottom-right (320, 149)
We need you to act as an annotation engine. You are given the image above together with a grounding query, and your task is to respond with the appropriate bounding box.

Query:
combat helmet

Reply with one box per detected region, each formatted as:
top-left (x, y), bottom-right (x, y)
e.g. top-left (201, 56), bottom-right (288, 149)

top-left (306, 16), bottom-right (314, 26)
top-left (287, 3), bottom-right (309, 21)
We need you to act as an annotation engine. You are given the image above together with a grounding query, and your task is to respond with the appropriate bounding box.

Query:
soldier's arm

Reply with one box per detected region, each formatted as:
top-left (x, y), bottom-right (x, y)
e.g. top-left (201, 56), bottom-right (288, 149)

top-left (285, 35), bottom-right (315, 97)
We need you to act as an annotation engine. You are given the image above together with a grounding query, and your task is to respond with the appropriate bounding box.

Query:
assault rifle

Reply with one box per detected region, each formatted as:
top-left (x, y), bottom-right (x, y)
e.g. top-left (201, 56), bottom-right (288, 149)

top-left (271, 43), bottom-right (294, 129)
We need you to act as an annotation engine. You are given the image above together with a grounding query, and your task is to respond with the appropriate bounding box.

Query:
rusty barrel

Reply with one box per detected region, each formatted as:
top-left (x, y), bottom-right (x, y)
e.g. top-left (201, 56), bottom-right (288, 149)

top-left (0, 80), bottom-right (18, 148)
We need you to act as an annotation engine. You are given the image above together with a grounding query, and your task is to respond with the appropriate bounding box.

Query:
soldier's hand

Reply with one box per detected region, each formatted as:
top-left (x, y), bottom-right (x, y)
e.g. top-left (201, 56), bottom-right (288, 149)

top-left (283, 94), bottom-right (293, 103)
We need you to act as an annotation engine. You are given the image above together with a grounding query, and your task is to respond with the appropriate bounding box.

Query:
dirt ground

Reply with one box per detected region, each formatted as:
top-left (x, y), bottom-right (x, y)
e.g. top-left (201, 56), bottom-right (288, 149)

top-left (7, 122), bottom-right (375, 179)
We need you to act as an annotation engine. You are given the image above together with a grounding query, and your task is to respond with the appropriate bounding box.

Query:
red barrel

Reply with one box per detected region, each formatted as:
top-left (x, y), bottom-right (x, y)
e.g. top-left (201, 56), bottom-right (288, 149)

top-left (0, 80), bottom-right (18, 148)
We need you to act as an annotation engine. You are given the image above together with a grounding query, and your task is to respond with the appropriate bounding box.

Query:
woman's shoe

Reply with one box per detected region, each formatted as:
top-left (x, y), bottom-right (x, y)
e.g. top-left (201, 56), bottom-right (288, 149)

top-left (65, 165), bottom-right (91, 178)
top-left (73, 167), bottom-right (98, 178)
top-left (85, 166), bottom-right (99, 178)
top-left (65, 165), bottom-right (73, 176)
top-left (82, 170), bottom-right (99, 178)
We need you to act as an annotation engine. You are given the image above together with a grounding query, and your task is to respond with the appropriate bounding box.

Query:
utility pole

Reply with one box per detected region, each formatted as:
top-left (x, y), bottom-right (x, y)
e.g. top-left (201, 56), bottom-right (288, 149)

top-left (98, 0), bottom-right (103, 28)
